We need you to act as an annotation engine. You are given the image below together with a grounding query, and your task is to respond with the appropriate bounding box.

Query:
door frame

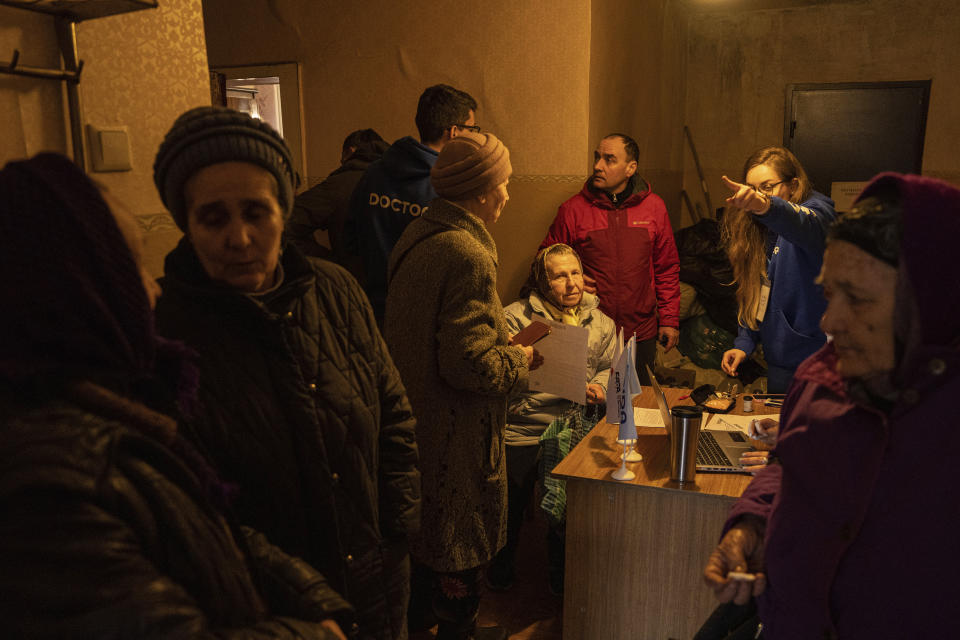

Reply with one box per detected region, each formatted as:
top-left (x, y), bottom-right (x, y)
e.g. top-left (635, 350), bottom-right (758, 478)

top-left (212, 62), bottom-right (307, 185)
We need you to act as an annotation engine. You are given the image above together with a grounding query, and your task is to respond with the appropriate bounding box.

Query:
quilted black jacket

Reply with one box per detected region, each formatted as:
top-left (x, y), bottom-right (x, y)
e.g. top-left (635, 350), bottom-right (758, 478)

top-left (155, 241), bottom-right (420, 640)
top-left (0, 382), bottom-right (353, 638)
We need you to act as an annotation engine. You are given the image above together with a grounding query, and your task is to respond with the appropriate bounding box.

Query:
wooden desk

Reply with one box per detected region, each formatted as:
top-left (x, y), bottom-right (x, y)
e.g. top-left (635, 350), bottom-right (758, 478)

top-left (551, 388), bottom-right (779, 640)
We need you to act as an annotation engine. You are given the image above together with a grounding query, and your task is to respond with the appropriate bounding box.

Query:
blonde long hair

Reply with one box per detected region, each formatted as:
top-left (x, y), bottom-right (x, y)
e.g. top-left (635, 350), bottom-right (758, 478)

top-left (720, 146), bottom-right (812, 330)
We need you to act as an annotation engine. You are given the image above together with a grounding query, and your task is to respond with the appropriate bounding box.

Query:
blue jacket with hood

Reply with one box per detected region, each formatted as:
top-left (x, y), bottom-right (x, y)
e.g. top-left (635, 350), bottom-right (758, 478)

top-left (733, 190), bottom-right (837, 375)
top-left (343, 136), bottom-right (438, 322)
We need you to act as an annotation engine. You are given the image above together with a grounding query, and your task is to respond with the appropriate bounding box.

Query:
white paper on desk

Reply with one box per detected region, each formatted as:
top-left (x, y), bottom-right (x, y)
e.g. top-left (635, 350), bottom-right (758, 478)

top-left (704, 414), bottom-right (760, 434)
top-left (527, 318), bottom-right (588, 404)
top-left (633, 407), bottom-right (665, 428)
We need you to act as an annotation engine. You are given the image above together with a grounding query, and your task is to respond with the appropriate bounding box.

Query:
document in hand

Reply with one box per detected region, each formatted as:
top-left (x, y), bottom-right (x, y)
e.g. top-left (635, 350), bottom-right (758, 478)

top-left (511, 320), bottom-right (551, 346)
top-left (527, 317), bottom-right (589, 404)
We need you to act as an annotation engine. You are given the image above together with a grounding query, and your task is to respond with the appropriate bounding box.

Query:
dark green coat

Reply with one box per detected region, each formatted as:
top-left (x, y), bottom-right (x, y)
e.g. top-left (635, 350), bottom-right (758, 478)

top-left (156, 242), bottom-right (419, 640)
top-left (385, 198), bottom-right (527, 572)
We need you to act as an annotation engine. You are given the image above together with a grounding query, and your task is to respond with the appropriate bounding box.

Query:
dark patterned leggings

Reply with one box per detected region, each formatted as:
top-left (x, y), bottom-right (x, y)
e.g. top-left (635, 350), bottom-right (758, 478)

top-left (432, 566), bottom-right (482, 640)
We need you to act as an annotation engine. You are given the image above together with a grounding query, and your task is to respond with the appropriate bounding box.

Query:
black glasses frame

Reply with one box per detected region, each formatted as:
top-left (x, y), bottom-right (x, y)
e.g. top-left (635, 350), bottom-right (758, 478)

top-left (753, 180), bottom-right (784, 196)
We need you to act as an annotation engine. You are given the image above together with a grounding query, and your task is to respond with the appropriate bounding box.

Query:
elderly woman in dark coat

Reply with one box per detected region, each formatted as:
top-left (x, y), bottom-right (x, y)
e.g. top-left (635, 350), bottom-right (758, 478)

top-left (385, 132), bottom-right (536, 640)
top-left (152, 107), bottom-right (420, 640)
top-left (0, 153), bottom-right (352, 638)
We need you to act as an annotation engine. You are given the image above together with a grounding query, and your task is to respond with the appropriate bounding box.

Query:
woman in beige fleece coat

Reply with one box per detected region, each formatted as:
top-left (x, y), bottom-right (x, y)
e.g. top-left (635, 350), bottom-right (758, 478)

top-left (384, 132), bottom-right (536, 640)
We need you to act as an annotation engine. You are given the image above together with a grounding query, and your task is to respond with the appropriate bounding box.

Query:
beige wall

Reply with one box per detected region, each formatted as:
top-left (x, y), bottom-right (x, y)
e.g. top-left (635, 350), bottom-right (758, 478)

top-left (203, 0), bottom-right (594, 300)
top-left (0, 8), bottom-right (68, 164)
top-left (78, 0), bottom-right (210, 276)
top-left (77, 0), bottom-right (211, 216)
top-left (203, 0), bottom-right (696, 300)
top-left (496, 176), bottom-right (587, 299)
top-left (589, 0), bottom-right (688, 227)
top-left (203, 0), bottom-right (591, 179)
top-left (1, 0), bottom-right (209, 277)
top-left (683, 0), bottom-right (960, 220)
top-left (10, 0), bottom-right (958, 286)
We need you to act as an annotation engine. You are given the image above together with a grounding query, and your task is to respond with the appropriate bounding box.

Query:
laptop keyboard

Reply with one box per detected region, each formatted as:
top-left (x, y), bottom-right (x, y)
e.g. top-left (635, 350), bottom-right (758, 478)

top-left (697, 431), bottom-right (735, 467)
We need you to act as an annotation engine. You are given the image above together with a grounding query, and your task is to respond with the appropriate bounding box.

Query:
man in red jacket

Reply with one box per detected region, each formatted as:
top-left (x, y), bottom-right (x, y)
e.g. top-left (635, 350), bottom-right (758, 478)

top-left (540, 133), bottom-right (680, 381)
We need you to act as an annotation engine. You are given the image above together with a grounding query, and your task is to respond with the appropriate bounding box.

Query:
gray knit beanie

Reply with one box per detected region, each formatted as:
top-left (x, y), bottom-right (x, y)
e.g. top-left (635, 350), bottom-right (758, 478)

top-left (153, 106), bottom-right (295, 230)
top-left (431, 131), bottom-right (512, 200)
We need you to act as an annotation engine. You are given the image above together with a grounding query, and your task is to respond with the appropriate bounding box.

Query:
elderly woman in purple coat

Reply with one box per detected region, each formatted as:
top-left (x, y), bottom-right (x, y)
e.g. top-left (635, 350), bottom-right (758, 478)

top-left (702, 172), bottom-right (960, 640)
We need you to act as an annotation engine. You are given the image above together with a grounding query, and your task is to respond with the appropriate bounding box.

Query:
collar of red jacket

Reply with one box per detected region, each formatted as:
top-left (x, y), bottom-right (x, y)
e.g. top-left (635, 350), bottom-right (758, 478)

top-left (580, 174), bottom-right (652, 209)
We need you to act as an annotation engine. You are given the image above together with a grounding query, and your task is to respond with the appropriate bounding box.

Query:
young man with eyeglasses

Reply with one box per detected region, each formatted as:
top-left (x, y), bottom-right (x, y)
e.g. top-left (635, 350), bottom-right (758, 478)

top-left (539, 133), bottom-right (680, 384)
top-left (343, 84), bottom-right (478, 323)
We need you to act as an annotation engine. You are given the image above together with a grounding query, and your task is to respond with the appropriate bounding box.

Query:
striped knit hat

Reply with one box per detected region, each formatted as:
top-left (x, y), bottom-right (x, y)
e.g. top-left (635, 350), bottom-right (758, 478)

top-left (431, 131), bottom-right (511, 200)
top-left (153, 106), bottom-right (295, 230)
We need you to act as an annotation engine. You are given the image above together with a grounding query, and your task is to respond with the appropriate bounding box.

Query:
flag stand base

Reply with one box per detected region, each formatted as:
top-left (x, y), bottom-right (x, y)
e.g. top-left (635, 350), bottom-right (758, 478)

top-left (612, 441), bottom-right (637, 481)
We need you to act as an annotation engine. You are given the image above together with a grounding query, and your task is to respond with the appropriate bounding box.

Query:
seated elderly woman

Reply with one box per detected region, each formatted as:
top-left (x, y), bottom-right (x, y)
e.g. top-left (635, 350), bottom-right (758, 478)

top-left (385, 132), bottom-right (536, 640)
top-left (701, 173), bottom-right (960, 640)
top-left (0, 153), bottom-right (352, 638)
top-left (487, 243), bottom-right (615, 593)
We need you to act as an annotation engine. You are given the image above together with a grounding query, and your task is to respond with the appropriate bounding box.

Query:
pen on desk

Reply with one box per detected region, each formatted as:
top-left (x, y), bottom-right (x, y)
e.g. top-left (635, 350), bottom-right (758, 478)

top-left (678, 394), bottom-right (690, 401)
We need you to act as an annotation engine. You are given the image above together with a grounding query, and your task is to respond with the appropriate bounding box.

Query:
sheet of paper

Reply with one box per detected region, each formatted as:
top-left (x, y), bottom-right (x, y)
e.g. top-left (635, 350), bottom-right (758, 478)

top-left (633, 407), bottom-right (665, 428)
top-left (704, 414), bottom-right (767, 434)
top-left (830, 181), bottom-right (870, 212)
top-left (527, 318), bottom-right (588, 404)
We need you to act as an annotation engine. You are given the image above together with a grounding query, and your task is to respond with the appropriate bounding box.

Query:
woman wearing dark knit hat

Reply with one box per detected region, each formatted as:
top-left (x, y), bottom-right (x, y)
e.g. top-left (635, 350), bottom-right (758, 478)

top-left (384, 132), bottom-right (540, 640)
top-left (152, 107), bottom-right (420, 640)
top-left (0, 152), bottom-right (353, 638)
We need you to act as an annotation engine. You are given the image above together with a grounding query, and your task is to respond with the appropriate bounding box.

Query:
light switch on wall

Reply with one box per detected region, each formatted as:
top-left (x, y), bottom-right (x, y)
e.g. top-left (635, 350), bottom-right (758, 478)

top-left (87, 125), bottom-right (132, 172)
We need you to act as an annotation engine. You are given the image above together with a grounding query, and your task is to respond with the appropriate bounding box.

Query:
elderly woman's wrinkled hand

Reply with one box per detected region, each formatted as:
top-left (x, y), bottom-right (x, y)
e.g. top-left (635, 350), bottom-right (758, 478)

top-left (521, 346), bottom-right (543, 371)
top-left (586, 383), bottom-right (605, 404)
top-left (704, 518), bottom-right (767, 605)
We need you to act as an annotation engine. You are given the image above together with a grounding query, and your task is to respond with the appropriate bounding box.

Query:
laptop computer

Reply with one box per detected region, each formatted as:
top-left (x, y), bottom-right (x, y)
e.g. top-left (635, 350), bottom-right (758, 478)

top-left (644, 365), bottom-right (754, 473)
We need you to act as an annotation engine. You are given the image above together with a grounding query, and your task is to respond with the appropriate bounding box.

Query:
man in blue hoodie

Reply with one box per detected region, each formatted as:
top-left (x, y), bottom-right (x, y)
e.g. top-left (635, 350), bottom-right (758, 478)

top-left (343, 84), bottom-right (478, 323)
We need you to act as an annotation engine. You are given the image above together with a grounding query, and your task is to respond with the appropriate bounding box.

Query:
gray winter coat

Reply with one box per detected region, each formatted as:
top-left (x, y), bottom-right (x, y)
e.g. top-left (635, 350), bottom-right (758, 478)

top-left (384, 198), bottom-right (528, 572)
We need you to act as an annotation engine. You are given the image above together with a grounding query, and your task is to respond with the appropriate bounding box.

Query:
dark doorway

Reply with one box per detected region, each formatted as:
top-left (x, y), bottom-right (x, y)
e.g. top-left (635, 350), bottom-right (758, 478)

top-left (784, 81), bottom-right (931, 196)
